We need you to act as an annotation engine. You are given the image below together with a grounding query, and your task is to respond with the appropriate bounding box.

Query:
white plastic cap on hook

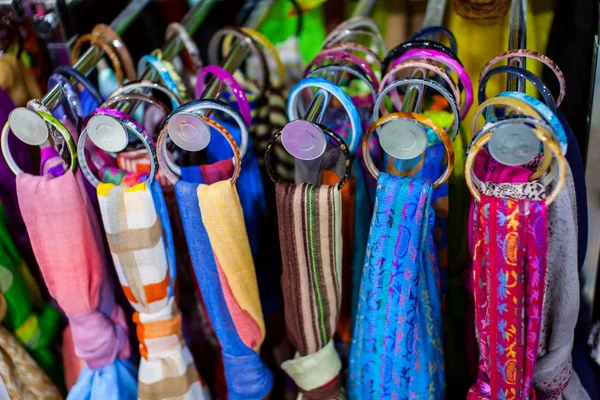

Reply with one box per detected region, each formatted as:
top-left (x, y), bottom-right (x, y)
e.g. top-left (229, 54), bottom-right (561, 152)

top-left (8, 108), bottom-right (49, 146)
top-left (87, 114), bottom-right (129, 152)
top-left (488, 122), bottom-right (539, 166)
top-left (379, 118), bottom-right (428, 160)
top-left (281, 120), bottom-right (327, 161)
top-left (167, 112), bottom-right (211, 152)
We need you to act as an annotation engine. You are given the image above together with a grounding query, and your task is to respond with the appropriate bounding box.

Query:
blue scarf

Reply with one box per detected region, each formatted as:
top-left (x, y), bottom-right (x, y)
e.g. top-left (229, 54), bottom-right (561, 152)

top-left (67, 360), bottom-right (138, 400)
top-left (349, 173), bottom-right (445, 399)
top-left (174, 180), bottom-right (273, 400)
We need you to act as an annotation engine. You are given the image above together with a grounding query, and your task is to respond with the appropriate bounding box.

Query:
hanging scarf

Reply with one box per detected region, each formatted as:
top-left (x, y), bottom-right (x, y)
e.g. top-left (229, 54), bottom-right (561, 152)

top-left (0, 293), bottom-right (61, 400)
top-left (275, 182), bottom-right (344, 399)
top-left (0, 204), bottom-right (62, 387)
top-left (16, 170), bottom-right (136, 400)
top-left (97, 180), bottom-right (210, 400)
top-left (174, 178), bottom-right (273, 400)
top-left (349, 173), bottom-right (444, 399)
top-left (468, 194), bottom-right (548, 400)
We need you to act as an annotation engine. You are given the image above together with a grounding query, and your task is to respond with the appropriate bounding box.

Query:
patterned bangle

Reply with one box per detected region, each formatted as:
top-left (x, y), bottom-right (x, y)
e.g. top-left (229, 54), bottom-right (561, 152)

top-left (383, 40), bottom-right (462, 75)
top-left (265, 122), bottom-right (351, 189)
top-left (165, 22), bottom-right (203, 73)
top-left (92, 23), bottom-right (136, 81)
top-left (480, 49), bottom-right (565, 107)
top-left (324, 29), bottom-right (387, 61)
top-left (156, 114), bottom-right (242, 186)
top-left (305, 49), bottom-right (380, 88)
top-left (54, 66), bottom-right (104, 105)
top-left (374, 77), bottom-right (460, 141)
top-left (71, 33), bottom-right (124, 85)
top-left (322, 42), bottom-right (382, 73)
top-left (108, 80), bottom-right (182, 109)
top-left (362, 111), bottom-right (454, 188)
top-left (408, 26), bottom-right (458, 53)
top-left (137, 55), bottom-right (180, 97)
top-left (478, 65), bottom-right (557, 113)
top-left (47, 73), bottom-right (83, 119)
top-left (103, 92), bottom-right (171, 117)
top-left (79, 108), bottom-right (156, 187)
top-left (287, 77), bottom-right (362, 155)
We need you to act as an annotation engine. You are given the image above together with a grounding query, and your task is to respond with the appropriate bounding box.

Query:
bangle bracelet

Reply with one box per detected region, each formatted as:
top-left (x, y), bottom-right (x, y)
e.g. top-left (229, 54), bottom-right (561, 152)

top-left (150, 49), bottom-right (190, 101)
top-left (92, 23), bottom-right (136, 81)
top-left (265, 122), bottom-right (351, 189)
top-left (165, 22), bottom-right (203, 73)
top-left (239, 27), bottom-right (286, 87)
top-left (137, 55), bottom-right (180, 97)
top-left (478, 65), bottom-right (557, 113)
top-left (389, 48), bottom-right (473, 115)
top-left (48, 73), bottom-right (83, 120)
top-left (108, 80), bottom-right (182, 110)
top-left (374, 77), bottom-right (460, 141)
top-left (79, 108), bottom-right (156, 187)
top-left (305, 49), bottom-right (380, 88)
top-left (306, 64), bottom-right (377, 105)
top-left (71, 33), bottom-right (124, 85)
top-left (2, 111), bottom-right (77, 175)
top-left (383, 40), bottom-right (461, 75)
top-left (161, 98), bottom-right (250, 174)
top-left (362, 111), bottom-right (454, 187)
top-left (494, 91), bottom-right (566, 154)
top-left (380, 60), bottom-right (462, 118)
top-left (408, 26), bottom-right (458, 54)
top-left (103, 92), bottom-right (171, 117)
top-left (322, 42), bottom-right (382, 73)
top-left (287, 76), bottom-right (362, 155)
top-left (55, 66), bottom-right (104, 105)
top-left (194, 65), bottom-right (252, 127)
top-left (324, 16), bottom-right (381, 43)
top-left (208, 27), bottom-right (269, 98)
top-left (465, 120), bottom-right (566, 206)
top-left (324, 28), bottom-right (387, 60)
top-left (480, 49), bottom-right (565, 107)
top-left (156, 114), bottom-right (242, 186)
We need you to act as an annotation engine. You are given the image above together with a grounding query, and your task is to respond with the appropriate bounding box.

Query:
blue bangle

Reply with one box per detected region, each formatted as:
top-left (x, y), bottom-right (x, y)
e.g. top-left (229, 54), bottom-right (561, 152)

top-left (494, 91), bottom-right (567, 155)
top-left (55, 66), bottom-right (104, 106)
top-left (137, 55), bottom-right (179, 97)
top-left (287, 77), bottom-right (362, 155)
top-left (478, 65), bottom-right (557, 113)
top-left (408, 26), bottom-right (457, 54)
top-left (48, 73), bottom-right (83, 120)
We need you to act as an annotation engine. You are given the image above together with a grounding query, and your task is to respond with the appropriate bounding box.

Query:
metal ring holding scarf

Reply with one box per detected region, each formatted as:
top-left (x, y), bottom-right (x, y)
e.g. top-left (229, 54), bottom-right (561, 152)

top-left (165, 22), bottom-right (203, 73)
top-left (208, 26), bottom-right (269, 98)
top-left (137, 55), bottom-right (180, 97)
top-left (324, 29), bottom-right (387, 60)
top-left (2, 111), bottom-right (77, 175)
top-left (157, 115), bottom-right (242, 186)
top-left (389, 49), bottom-right (473, 116)
top-left (380, 60), bottom-right (462, 118)
top-left (304, 48), bottom-right (380, 88)
top-left (465, 120), bottom-right (566, 206)
top-left (108, 80), bottom-right (183, 109)
top-left (373, 77), bottom-right (460, 141)
top-left (480, 49), bottom-right (566, 107)
top-left (194, 65), bottom-right (253, 127)
top-left (408, 26), bottom-right (458, 53)
top-left (265, 122), bottom-right (351, 189)
top-left (362, 112), bottom-right (454, 188)
top-left (306, 64), bottom-right (378, 105)
top-left (54, 66), bottom-right (104, 106)
top-left (382, 40), bottom-right (462, 75)
top-left (48, 73), bottom-right (83, 120)
top-left (478, 65), bottom-right (558, 113)
top-left (92, 23), bottom-right (136, 81)
top-left (71, 33), bottom-right (125, 85)
top-left (160, 98), bottom-right (250, 175)
top-left (78, 108), bottom-right (156, 187)
top-left (287, 77), bottom-right (362, 155)
top-left (322, 42), bottom-right (383, 73)
top-left (238, 27), bottom-right (286, 87)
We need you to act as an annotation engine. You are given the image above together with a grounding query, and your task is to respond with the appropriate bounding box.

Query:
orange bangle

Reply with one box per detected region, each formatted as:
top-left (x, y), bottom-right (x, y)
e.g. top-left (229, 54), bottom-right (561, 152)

top-left (92, 23), bottom-right (136, 81)
top-left (362, 112), bottom-right (454, 188)
top-left (71, 33), bottom-right (124, 85)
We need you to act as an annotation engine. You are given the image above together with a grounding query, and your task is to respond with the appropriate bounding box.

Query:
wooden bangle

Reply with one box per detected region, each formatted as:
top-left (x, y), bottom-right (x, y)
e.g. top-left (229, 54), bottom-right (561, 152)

top-left (71, 33), bottom-right (125, 85)
top-left (92, 23), bottom-right (136, 81)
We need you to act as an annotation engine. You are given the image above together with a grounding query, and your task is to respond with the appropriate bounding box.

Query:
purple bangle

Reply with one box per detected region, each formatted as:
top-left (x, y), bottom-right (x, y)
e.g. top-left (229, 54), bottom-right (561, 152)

top-left (194, 65), bottom-right (252, 127)
top-left (305, 49), bottom-right (380, 89)
top-left (390, 48), bottom-right (473, 118)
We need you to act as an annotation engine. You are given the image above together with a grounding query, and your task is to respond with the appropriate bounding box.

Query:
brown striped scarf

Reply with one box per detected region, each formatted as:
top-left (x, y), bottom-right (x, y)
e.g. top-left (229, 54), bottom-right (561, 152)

top-left (275, 182), bottom-right (345, 399)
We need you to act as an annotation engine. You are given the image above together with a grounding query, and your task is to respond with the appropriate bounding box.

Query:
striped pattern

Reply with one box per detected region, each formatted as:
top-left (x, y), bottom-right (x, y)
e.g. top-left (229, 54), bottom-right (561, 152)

top-left (97, 182), bottom-right (210, 400)
top-left (117, 149), bottom-right (172, 187)
top-left (275, 182), bottom-right (344, 397)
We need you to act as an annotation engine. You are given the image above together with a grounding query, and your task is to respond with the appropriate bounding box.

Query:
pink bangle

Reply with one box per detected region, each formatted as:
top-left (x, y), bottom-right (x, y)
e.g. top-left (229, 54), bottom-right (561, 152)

top-left (305, 49), bottom-right (380, 88)
top-left (323, 42), bottom-right (382, 72)
top-left (194, 65), bottom-right (252, 127)
top-left (390, 49), bottom-right (473, 118)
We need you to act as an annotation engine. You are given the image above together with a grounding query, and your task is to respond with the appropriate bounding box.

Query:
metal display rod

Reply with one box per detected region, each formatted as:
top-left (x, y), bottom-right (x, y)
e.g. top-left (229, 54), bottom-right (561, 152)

top-left (506, 0), bottom-right (527, 92)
